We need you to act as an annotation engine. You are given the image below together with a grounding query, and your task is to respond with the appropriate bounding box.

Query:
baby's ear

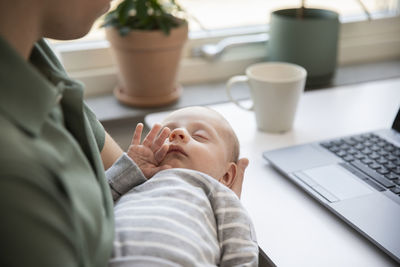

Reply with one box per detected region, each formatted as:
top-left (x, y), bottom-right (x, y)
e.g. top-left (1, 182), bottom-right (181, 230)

top-left (220, 162), bottom-right (238, 188)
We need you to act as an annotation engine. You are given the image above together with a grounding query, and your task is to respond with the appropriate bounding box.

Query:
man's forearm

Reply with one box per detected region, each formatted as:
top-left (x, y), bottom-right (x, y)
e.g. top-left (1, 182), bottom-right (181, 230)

top-left (101, 132), bottom-right (124, 170)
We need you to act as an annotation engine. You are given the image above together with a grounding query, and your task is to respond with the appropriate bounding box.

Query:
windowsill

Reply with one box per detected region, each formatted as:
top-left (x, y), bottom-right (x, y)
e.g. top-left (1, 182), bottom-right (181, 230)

top-left (87, 58), bottom-right (400, 124)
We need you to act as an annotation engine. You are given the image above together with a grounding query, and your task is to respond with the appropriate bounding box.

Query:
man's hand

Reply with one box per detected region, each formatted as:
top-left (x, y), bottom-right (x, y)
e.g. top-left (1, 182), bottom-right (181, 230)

top-left (127, 123), bottom-right (171, 179)
top-left (230, 158), bottom-right (249, 199)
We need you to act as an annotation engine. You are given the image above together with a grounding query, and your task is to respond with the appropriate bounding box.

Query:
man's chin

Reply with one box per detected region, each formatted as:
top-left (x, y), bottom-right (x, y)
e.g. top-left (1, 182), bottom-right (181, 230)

top-left (101, 2), bottom-right (111, 15)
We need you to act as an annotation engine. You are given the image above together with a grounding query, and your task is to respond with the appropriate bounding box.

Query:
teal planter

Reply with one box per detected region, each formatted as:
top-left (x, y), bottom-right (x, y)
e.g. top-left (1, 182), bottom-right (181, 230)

top-left (268, 8), bottom-right (340, 86)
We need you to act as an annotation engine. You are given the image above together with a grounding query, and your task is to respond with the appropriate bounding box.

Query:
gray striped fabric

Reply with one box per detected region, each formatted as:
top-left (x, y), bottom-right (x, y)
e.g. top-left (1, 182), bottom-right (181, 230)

top-left (110, 168), bottom-right (258, 267)
top-left (106, 153), bottom-right (148, 202)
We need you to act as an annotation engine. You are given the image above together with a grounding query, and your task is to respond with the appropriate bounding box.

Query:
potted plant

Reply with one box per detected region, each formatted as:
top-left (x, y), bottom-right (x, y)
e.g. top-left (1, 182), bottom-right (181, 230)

top-left (103, 0), bottom-right (188, 107)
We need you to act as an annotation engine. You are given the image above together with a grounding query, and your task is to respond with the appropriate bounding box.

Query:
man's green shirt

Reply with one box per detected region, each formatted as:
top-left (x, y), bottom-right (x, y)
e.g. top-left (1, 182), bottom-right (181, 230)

top-left (0, 37), bottom-right (114, 266)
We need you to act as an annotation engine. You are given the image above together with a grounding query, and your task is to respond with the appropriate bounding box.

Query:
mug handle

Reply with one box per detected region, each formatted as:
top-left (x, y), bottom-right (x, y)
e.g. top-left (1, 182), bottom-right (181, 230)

top-left (226, 76), bottom-right (254, 111)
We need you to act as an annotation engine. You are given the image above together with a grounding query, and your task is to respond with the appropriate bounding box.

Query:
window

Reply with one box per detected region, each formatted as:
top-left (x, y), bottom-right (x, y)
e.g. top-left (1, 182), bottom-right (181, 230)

top-left (50, 0), bottom-right (400, 97)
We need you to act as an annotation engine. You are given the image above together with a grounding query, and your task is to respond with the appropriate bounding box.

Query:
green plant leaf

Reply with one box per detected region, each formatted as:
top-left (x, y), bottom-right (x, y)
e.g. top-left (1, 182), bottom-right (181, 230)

top-left (149, 0), bottom-right (162, 13)
top-left (104, 0), bottom-right (186, 36)
top-left (136, 0), bottom-right (148, 20)
top-left (117, 0), bottom-right (135, 25)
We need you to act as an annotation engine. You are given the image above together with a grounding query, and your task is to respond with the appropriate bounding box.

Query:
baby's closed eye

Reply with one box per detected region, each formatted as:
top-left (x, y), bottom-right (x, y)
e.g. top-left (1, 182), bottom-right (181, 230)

top-left (192, 130), bottom-right (209, 141)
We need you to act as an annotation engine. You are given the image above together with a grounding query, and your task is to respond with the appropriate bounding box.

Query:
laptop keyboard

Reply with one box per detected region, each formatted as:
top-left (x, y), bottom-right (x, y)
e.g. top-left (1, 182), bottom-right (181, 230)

top-left (320, 133), bottom-right (400, 196)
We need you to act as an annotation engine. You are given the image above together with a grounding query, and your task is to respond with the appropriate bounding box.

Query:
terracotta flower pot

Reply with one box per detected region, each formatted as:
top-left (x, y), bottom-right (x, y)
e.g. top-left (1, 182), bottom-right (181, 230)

top-left (106, 21), bottom-right (188, 107)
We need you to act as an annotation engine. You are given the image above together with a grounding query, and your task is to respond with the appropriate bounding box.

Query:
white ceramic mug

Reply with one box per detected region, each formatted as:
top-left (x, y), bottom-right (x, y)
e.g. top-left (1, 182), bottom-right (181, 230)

top-left (226, 62), bottom-right (307, 133)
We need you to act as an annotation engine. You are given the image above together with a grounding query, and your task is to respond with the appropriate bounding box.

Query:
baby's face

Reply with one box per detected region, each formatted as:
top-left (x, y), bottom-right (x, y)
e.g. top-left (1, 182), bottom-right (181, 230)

top-left (160, 107), bottom-right (233, 180)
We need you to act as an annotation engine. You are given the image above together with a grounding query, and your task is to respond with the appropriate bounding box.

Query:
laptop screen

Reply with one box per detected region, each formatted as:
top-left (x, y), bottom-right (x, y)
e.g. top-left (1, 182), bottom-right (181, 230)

top-left (392, 107), bottom-right (400, 132)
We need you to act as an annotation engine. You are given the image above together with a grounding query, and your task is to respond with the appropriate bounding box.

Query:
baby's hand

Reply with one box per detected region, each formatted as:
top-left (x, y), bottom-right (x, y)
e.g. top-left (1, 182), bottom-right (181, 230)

top-left (127, 123), bottom-right (171, 179)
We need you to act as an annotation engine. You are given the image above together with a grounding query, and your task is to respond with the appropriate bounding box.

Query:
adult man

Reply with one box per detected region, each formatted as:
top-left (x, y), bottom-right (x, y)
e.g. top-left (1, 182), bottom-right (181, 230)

top-left (0, 1), bottom-right (248, 266)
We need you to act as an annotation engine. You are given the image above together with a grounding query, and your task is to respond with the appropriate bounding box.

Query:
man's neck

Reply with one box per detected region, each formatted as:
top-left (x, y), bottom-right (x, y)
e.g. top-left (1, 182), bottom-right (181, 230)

top-left (0, 2), bottom-right (41, 60)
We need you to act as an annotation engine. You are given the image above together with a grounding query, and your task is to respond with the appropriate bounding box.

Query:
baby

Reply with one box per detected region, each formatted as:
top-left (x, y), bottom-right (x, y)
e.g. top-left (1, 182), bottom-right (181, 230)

top-left (110, 106), bottom-right (258, 267)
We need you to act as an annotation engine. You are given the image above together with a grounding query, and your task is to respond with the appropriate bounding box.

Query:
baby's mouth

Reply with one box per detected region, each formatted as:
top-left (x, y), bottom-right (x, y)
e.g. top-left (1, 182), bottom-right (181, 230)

top-left (167, 145), bottom-right (188, 157)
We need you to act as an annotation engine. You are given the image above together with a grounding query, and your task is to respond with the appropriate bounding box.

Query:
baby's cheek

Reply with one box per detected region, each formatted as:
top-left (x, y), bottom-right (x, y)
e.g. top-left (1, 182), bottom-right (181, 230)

top-left (207, 155), bottom-right (227, 177)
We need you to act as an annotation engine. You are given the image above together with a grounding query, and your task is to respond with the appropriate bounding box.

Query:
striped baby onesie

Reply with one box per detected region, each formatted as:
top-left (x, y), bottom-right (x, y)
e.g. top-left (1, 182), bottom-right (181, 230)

top-left (110, 168), bottom-right (258, 267)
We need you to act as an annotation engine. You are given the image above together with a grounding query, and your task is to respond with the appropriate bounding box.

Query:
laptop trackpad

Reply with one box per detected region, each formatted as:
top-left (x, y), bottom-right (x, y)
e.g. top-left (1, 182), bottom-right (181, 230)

top-left (296, 165), bottom-right (374, 202)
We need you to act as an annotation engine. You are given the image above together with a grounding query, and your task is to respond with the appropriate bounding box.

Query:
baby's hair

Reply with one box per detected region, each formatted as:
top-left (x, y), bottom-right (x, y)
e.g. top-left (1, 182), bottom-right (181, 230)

top-left (202, 107), bottom-right (240, 163)
top-left (231, 130), bottom-right (240, 163)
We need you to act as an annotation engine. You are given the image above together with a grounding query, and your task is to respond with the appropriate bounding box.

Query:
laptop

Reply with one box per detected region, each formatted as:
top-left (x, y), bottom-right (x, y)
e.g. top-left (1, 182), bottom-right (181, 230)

top-left (263, 107), bottom-right (400, 263)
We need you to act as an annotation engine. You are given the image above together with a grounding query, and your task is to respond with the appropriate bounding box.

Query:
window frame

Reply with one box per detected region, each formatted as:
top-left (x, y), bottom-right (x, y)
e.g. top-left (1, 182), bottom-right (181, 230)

top-left (52, 12), bottom-right (400, 97)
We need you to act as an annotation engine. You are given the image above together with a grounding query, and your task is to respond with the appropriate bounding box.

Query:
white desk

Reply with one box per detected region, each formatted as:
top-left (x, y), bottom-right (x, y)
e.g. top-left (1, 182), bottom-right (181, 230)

top-left (145, 78), bottom-right (400, 267)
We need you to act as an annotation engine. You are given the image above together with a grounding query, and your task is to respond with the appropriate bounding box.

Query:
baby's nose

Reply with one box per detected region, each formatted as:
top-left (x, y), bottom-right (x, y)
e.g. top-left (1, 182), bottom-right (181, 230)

top-left (169, 128), bottom-right (189, 143)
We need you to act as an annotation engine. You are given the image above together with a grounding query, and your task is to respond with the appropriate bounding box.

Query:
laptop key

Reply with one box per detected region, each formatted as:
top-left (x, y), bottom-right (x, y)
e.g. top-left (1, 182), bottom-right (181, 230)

top-left (377, 167), bottom-right (390, 175)
top-left (320, 142), bottom-right (333, 148)
top-left (361, 158), bottom-right (373, 165)
top-left (370, 145), bottom-right (380, 151)
top-left (390, 187), bottom-right (400, 194)
top-left (347, 148), bottom-right (358, 155)
top-left (343, 138), bottom-right (357, 146)
top-left (384, 144), bottom-right (395, 152)
top-left (339, 144), bottom-right (350, 150)
top-left (376, 141), bottom-right (387, 147)
top-left (370, 137), bottom-right (380, 143)
top-left (343, 155), bottom-right (355, 162)
top-left (385, 162), bottom-right (397, 170)
top-left (353, 153), bottom-right (365, 160)
top-left (354, 143), bottom-right (364, 150)
top-left (393, 167), bottom-right (400, 175)
top-left (369, 153), bottom-right (380, 160)
top-left (336, 150), bottom-right (347, 157)
top-left (351, 161), bottom-right (395, 188)
top-left (386, 154), bottom-right (397, 161)
top-left (329, 146), bottom-right (340, 153)
top-left (368, 162), bottom-right (381, 169)
top-left (377, 149), bottom-right (389, 156)
top-left (392, 159), bottom-right (400, 166)
top-left (364, 141), bottom-right (374, 147)
top-left (376, 157), bottom-right (388, 164)
top-left (361, 148), bottom-right (372, 155)
top-left (385, 172), bottom-right (400, 180)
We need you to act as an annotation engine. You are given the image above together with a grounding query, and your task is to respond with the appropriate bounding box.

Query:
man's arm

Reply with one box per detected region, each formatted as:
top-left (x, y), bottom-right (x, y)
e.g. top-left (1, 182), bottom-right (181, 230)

top-left (101, 132), bottom-right (124, 170)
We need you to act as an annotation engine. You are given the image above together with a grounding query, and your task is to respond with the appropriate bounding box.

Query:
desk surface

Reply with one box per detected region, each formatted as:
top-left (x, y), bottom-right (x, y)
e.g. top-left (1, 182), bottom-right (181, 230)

top-left (145, 78), bottom-right (400, 267)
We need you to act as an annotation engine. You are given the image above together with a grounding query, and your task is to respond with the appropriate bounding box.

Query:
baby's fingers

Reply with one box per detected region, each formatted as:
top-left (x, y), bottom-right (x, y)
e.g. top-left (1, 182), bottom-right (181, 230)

top-left (142, 123), bottom-right (162, 147)
top-left (151, 127), bottom-right (170, 152)
top-left (131, 123), bottom-right (144, 146)
top-left (155, 143), bottom-right (169, 164)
